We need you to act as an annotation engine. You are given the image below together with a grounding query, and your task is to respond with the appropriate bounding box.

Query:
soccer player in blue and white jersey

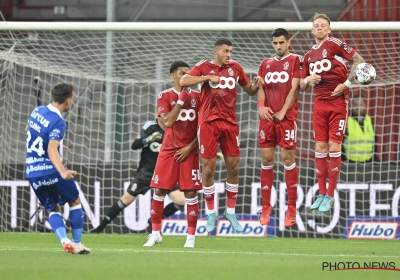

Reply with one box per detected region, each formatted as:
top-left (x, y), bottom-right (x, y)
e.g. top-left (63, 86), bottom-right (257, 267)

top-left (25, 83), bottom-right (91, 254)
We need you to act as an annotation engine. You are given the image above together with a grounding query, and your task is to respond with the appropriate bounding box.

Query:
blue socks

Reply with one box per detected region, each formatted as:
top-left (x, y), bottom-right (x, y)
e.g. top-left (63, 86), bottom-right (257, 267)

top-left (48, 212), bottom-right (68, 244)
top-left (69, 204), bottom-right (84, 244)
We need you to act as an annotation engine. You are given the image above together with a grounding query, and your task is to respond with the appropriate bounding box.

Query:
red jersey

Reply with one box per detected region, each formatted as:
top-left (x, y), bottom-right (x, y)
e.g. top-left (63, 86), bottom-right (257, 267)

top-left (186, 60), bottom-right (250, 125)
top-left (157, 88), bottom-right (200, 156)
top-left (301, 37), bottom-right (356, 101)
top-left (258, 53), bottom-right (301, 121)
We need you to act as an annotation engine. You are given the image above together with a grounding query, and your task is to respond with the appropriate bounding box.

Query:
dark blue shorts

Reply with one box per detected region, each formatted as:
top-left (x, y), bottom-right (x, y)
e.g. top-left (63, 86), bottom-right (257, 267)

top-left (28, 172), bottom-right (79, 211)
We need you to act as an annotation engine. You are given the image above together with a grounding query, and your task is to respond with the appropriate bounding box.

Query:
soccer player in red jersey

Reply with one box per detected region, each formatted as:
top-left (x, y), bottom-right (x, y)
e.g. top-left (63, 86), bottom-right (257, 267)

top-left (257, 28), bottom-right (301, 227)
top-left (300, 14), bottom-right (365, 213)
top-left (144, 61), bottom-right (202, 248)
top-left (180, 38), bottom-right (262, 233)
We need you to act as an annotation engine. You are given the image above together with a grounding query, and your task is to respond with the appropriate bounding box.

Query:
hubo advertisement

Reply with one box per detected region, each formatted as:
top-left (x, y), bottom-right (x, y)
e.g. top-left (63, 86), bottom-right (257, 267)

top-left (0, 164), bottom-right (399, 238)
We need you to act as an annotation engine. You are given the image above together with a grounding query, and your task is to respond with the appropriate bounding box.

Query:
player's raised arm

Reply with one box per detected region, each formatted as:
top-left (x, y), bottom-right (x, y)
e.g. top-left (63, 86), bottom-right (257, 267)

top-left (159, 88), bottom-right (190, 128)
top-left (180, 73), bottom-right (219, 87)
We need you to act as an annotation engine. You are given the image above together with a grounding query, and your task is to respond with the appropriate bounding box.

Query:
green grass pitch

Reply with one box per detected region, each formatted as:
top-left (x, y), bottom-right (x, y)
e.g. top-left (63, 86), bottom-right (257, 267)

top-left (0, 233), bottom-right (399, 280)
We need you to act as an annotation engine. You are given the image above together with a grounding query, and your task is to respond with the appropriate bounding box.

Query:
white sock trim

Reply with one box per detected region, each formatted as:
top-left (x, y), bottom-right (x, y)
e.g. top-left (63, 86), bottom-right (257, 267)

top-left (203, 185), bottom-right (215, 195)
top-left (284, 163), bottom-right (296, 170)
top-left (49, 212), bottom-right (62, 218)
top-left (315, 152), bottom-right (328, 158)
top-left (329, 151), bottom-right (341, 158)
top-left (261, 164), bottom-right (274, 170)
top-left (69, 204), bottom-right (82, 211)
top-left (153, 194), bottom-right (165, 202)
top-left (226, 182), bottom-right (238, 193)
top-left (185, 197), bottom-right (198, 205)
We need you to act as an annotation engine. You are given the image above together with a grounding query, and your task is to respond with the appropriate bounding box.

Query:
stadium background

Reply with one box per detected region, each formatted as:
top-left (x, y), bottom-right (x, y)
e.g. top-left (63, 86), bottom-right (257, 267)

top-left (0, 0), bottom-right (399, 239)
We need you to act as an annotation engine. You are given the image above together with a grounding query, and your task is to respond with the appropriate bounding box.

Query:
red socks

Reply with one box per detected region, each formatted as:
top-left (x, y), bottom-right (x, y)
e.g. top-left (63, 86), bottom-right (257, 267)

top-left (260, 165), bottom-right (274, 206)
top-left (327, 151), bottom-right (341, 197)
top-left (285, 163), bottom-right (298, 207)
top-left (150, 195), bottom-right (165, 231)
top-left (186, 197), bottom-right (199, 235)
top-left (315, 152), bottom-right (328, 195)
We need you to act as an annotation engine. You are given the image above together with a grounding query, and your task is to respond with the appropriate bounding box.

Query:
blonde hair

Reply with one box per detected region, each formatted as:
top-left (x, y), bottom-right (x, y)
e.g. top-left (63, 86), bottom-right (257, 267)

top-left (313, 13), bottom-right (331, 25)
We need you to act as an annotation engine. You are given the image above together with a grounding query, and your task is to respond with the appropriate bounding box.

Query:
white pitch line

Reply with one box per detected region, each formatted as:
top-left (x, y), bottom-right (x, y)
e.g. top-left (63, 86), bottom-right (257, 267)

top-left (0, 246), bottom-right (398, 258)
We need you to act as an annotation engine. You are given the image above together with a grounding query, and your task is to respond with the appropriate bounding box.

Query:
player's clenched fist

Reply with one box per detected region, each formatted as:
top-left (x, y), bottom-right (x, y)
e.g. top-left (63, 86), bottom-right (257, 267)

top-left (61, 170), bottom-right (77, 180)
top-left (145, 131), bottom-right (162, 144)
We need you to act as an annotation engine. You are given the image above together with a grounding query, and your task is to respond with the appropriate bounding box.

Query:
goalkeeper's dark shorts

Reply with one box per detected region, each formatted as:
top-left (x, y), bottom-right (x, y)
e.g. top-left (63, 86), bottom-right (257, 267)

top-left (126, 178), bottom-right (178, 197)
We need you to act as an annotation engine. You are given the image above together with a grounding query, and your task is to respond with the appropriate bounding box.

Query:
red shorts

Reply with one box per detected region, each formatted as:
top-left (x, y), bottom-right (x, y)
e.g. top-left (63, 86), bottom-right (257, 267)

top-left (313, 99), bottom-right (349, 143)
top-left (258, 118), bottom-right (297, 149)
top-left (198, 120), bottom-right (240, 158)
top-left (151, 152), bottom-right (202, 191)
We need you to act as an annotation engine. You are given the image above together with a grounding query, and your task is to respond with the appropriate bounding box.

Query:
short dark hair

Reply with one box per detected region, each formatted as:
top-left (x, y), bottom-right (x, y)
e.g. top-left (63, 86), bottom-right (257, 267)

top-left (169, 61), bottom-right (189, 74)
top-left (214, 38), bottom-right (232, 48)
top-left (51, 83), bottom-right (74, 104)
top-left (272, 28), bottom-right (289, 40)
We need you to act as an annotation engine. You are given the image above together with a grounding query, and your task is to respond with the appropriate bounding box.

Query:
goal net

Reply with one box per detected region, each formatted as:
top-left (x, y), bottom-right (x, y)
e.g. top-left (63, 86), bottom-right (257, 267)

top-left (0, 22), bottom-right (399, 238)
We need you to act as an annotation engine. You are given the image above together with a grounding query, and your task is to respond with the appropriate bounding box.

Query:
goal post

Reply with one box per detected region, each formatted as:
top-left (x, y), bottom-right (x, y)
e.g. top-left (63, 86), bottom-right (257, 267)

top-left (0, 21), bottom-right (399, 238)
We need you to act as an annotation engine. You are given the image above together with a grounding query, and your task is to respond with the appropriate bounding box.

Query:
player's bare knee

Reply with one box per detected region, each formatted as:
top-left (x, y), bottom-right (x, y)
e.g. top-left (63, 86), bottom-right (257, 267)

top-left (184, 190), bottom-right (197, 199)
top-left (227, 164), bottom-right (239, 177)
top-left (68, 197), bottom-right (81, 207)
top-left (121, 192), bottom-right (136, 205)
top-left (155, 188), bottom-right (168, 197)
top-left (262, 158), bottom-right (274, 166)
top-left (202, 168), bottom-right (214, 181)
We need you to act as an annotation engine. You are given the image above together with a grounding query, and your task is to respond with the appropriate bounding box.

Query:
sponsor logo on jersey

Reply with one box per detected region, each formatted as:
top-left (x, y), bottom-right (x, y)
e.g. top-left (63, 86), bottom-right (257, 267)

top-left (210, 70), bottom-right (215, 74)
top-left (26, 157), bottom-right (45, 164)
top-left (30, 109), bottom-right (50, 128)
top-left (31, 177), bottom-right (59, 189)
top-left (266, 64), bottom-right (270, 68)
top-left (177, 109), bottom-right (196, 121)
top-left (347, 221), bottom-right (397, 239)
top-left (26, 164), bottom-right (54, 175)
top-left (336, 132), bottom-right (341, 136)
top-left (209, 76), bottom-right (236, 89)
top-left (264, 71), bottom-right (289, 83)
top-left (309, 59), bottom-right (332, 74)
